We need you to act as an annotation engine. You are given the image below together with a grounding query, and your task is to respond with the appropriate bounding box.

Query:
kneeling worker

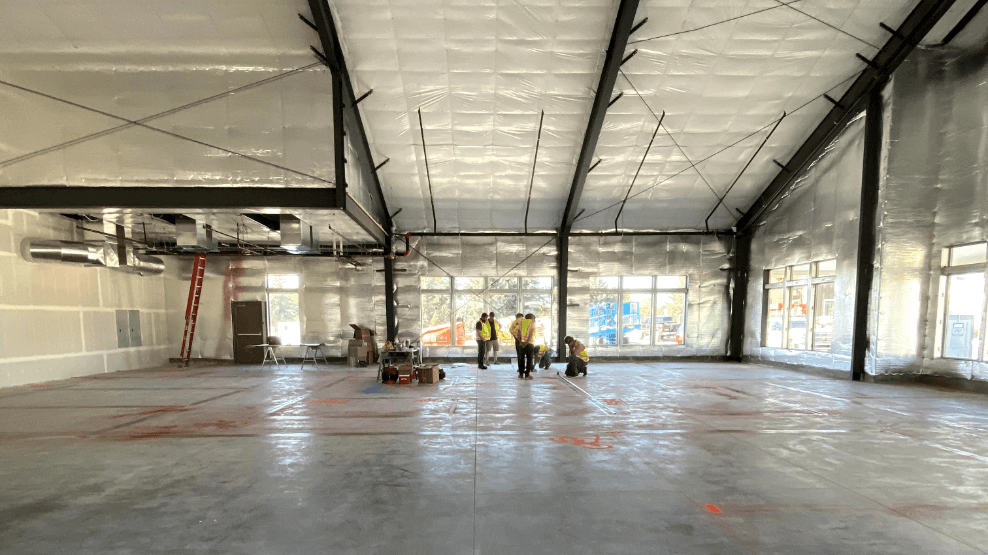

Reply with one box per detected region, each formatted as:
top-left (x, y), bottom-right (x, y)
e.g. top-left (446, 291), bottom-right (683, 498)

top-left (563, 336), bottom-right (589, 377)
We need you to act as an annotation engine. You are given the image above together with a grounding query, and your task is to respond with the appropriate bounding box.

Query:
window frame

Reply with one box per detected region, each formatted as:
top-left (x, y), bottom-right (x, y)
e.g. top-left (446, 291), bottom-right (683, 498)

top-left (265, 273), bottom-right (301, 345)
top-left (762, 260), bottom-right (836, 351)
top-left (589, 275), bottom-right (688, 347)
top-left (419, 276), bottom-right (554, 347)
top-left (935, 243), bottom-right (988, 361)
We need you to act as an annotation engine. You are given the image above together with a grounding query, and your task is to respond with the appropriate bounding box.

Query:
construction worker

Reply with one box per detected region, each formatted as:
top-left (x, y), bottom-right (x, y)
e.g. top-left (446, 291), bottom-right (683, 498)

top-left (485, 311), bottom-right (501, 365)
top-left (509, 312), bottom-right (524, 365)
top-left (563, 336), bottom-right (589, 376)
top-left (518, 313), bottom-right (537, 379)
top-left (537, 344), bottom-right (556, 370)
top-left (475, 313), bottom-right (490, 369)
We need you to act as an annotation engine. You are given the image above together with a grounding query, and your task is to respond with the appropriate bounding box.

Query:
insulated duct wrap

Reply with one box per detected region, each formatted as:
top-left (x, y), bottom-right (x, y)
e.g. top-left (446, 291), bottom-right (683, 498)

top-left (872, 36), bottom-right (988, 382)
top-left (745, 113), bottom-right (865, 373)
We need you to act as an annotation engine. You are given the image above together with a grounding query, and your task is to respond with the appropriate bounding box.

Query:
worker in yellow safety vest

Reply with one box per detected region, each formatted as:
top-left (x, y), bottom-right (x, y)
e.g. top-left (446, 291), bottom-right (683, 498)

top-left (509, 312), bottom-right (524, 366)
top-left (475, 313), bottom-right (491, 369)
top-left (517, 313), bottom-right (537, 379)
top-left (564, 336), bottom-right (589, 377)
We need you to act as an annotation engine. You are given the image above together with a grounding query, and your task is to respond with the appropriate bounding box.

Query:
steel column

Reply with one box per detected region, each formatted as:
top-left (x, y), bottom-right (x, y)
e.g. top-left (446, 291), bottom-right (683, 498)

top-left (728, 233), bottom-right (752, 361)
top-left (851, 86), bottom-right (884, 381)
top-left (384, 237), bottom-right (398, 343)
top-left (556, 233), bottom-right (569, 362)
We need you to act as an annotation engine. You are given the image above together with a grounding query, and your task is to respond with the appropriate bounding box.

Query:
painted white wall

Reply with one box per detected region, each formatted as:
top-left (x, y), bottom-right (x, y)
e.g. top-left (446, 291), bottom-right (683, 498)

top-left (0, 210), bottom-right (169, 388)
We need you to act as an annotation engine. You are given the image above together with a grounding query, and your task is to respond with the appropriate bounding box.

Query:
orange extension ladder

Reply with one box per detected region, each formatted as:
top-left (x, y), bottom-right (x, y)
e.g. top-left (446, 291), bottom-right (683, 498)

top-left (178, 254), bottom-right (207, 365)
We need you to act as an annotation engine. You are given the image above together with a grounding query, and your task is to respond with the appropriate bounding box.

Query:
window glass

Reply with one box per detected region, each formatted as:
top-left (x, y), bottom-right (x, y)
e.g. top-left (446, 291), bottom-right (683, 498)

top-left (522, 294), bottom-right (552, 345)
top-left (943, 273), bottom-right (985, 359)
top-left (950, 243), bottom-right (987, 266)
top-left (453, 294), bottom-right (485, 345)
top-left (623, 276), bottom-right (652, 289)
top-left (267, 292), bottom-right (300, 344)
top-left (421, 294), bottom-right (451, 346)
top-left (812, 282), bottom-right (835, 351)
top-left (488, 277), bottom-right (518, 289)
top-left (815, 259), bottom-right (837, 278)
top-left (266, 274), bottom-right (299, 289)
top-left (765, 289), bottom-right (784, 348)
top-left (767, 269), bottom-right (785, 284)
top-left (655, 293), bottom-right (686, 345)
top-left (621, 293), bottom-right (652, 345)
top-left (487, 294), bottom-right (519, 345)
top-left (420, 276), bottom-right (450, 290)
top-left (455, 277), bottom-right (484, 290)
top-left (590, 276), bottom-right (620, 289)
top-left (655, 275), bottom-right (687, 289)
top-left (786, 285), bottom-right (809, 349)
top-left (589, 294), bottom-right (619, 346)
top-left (788, 264), bottom-right (810, 282)
top-left (522, 277), bottom-right (553, 290)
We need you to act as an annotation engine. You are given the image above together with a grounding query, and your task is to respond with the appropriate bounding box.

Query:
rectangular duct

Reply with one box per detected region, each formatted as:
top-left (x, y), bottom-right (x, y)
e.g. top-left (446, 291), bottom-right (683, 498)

top-left (175, 216), bottom-right (213, 250)
top-left (280, 215), bottom-right (318, 253)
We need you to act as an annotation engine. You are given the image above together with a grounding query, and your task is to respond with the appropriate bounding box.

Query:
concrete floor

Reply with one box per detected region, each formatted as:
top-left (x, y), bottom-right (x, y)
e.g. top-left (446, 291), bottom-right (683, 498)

top-left (1, 361), bottom-right (987, 554)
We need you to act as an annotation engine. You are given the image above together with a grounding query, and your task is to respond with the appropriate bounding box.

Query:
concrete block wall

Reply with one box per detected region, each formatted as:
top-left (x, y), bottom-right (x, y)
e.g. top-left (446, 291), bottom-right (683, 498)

top-left (0, 210), bottom-right (170, 388)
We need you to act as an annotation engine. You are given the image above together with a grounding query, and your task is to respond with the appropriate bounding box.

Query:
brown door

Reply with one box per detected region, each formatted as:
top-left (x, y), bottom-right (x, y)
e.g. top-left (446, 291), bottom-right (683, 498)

top-left (232, 301), bottom-right (265, 363)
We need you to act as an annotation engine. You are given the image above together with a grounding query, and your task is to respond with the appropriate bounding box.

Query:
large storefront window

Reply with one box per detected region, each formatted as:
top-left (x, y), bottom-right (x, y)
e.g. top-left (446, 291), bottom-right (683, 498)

top-left (419, 276), bottom-right (553, 348)
top-left (266, 274), bottom-right (300, 345)
top-left (762, 260), bottom-right (836, 351)
top-left (936, 243), bottom-right (988, 360)
top-left (589, 276), bottom-right (687, 346)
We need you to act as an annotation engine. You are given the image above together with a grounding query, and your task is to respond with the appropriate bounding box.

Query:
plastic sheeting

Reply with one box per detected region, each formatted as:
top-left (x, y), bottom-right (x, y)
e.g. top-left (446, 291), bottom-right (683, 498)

top-left (164, 255), bottom-right (384, 360)
top-left (575, 0), bottom-right (917, 232)
top-left (745, 112), bottom-right (865, 372)
top-left (329, 0), bottom-right (620, 232)
top-left (871, 23), bottom-right (988, 381)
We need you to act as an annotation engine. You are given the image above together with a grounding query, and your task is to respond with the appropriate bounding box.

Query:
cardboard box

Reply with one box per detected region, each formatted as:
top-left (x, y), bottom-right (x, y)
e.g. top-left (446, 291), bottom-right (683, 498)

top-left (349, 324), bottom-right (379, 363)
top-left (396, 363), bottom-right (414, 375)
top-left (417, 365), bottom-right (440, 384)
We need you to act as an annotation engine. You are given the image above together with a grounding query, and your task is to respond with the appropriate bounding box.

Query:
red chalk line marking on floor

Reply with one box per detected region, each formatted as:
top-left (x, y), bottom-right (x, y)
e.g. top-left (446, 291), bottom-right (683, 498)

top-left (705, 504), bottom-right (722, 514)
top-left (548, 435), bottom-right (613, 449)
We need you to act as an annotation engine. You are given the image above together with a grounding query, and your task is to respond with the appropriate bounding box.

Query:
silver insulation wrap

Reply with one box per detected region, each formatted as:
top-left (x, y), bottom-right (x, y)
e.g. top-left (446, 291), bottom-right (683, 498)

top-left (745, 113), bottom-right (865, 372)
top-left (872, 37), bottom-right (988, 381)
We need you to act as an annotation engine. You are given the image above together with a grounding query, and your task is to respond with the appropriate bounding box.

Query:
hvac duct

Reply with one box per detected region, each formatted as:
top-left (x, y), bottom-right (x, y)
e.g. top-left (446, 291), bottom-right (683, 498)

top-left (23, 240), bottom-right (165, 276)
top-left (280, 215), bottom-right (318, 253)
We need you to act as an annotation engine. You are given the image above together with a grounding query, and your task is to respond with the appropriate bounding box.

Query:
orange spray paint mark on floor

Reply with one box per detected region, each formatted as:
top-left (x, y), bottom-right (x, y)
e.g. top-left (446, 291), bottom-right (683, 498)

top-left (705, 504), bottom-right (722, 514)
top-left (549, 435), bottom-right (613, 450)
top-left (603, 399), bottom-right (625, 406)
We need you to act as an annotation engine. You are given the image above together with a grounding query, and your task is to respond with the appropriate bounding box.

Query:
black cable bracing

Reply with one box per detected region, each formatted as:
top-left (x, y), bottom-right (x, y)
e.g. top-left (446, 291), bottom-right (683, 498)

top-left (0, 77), bottom-right (335, 186)
top-left (406, 235), bottom-right (557, 345)
top-left (573, 71), bottom-right (861, 225)
top-left (417, 108), bottom-right (439, 234)
top-left (615, 115), bottom-right (662, 232)
top-left (771, 0), bottom-right (881, 50)
top-left (0, 62), bottom-right (323, 171)
top-left (620, 70), bottom-right (719, 198)
top-left (629, 0), bottom-right (805, 44)
top-left (523, 110), bottom-right (545, 234)
top-left (702, 112), bottom-right (786, 231)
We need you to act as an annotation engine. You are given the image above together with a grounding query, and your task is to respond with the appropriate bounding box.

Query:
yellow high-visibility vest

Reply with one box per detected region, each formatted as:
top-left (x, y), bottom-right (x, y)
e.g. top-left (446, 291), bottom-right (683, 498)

top-left (520, 319), bottom-right (533, 342)
top-left (510, 318), bottom-right (523, 337)
top-left (578, 349), bottom-right (589, 362)
top-left (479, 321), bottom-right (491, 340)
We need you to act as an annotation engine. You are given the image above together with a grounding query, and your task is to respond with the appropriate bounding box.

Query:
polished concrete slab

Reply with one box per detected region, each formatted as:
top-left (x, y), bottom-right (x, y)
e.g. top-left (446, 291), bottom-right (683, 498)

top-left (1, 361), bottom-right (987, 554)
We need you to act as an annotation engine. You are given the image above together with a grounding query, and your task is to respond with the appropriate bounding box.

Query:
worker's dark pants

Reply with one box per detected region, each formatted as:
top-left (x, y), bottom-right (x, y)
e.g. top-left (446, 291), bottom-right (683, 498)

top-left (565, 358), bottom-right (587, 377)
top-left (514, 340), bottom-right (522, 363)
top-left (518, 344), bottom-right (535, 376)
top-left (476, 339), bottom-right (487, 367)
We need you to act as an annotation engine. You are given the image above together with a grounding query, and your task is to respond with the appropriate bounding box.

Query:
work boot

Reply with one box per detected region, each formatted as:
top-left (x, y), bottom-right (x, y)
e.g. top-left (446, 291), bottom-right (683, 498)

top-left (525, 375), bottom-right (533, 380)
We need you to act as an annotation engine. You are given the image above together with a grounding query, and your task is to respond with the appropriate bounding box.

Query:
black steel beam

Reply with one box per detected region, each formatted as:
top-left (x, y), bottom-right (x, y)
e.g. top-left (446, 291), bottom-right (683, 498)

top-left (332, 70), bottom-right (347, 210)
top-left (0, 186), bottom-right (342, 211)
top-left (384, 237), bottom-right (398, 342)
top-left (559, 0), bottom-right (641, 235)
top-left (307, 0), bottom-right (392, 234)
top-left (728, 233), bottom-right (752, 361)
top-left (851, 86), bottom-right (884, 381)
top-left (556, 233), bottom-right (570, 363)
top-left (737, 0), bottom-right (958, 232)
top-left (344, 194), bottom-right (388, 245)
